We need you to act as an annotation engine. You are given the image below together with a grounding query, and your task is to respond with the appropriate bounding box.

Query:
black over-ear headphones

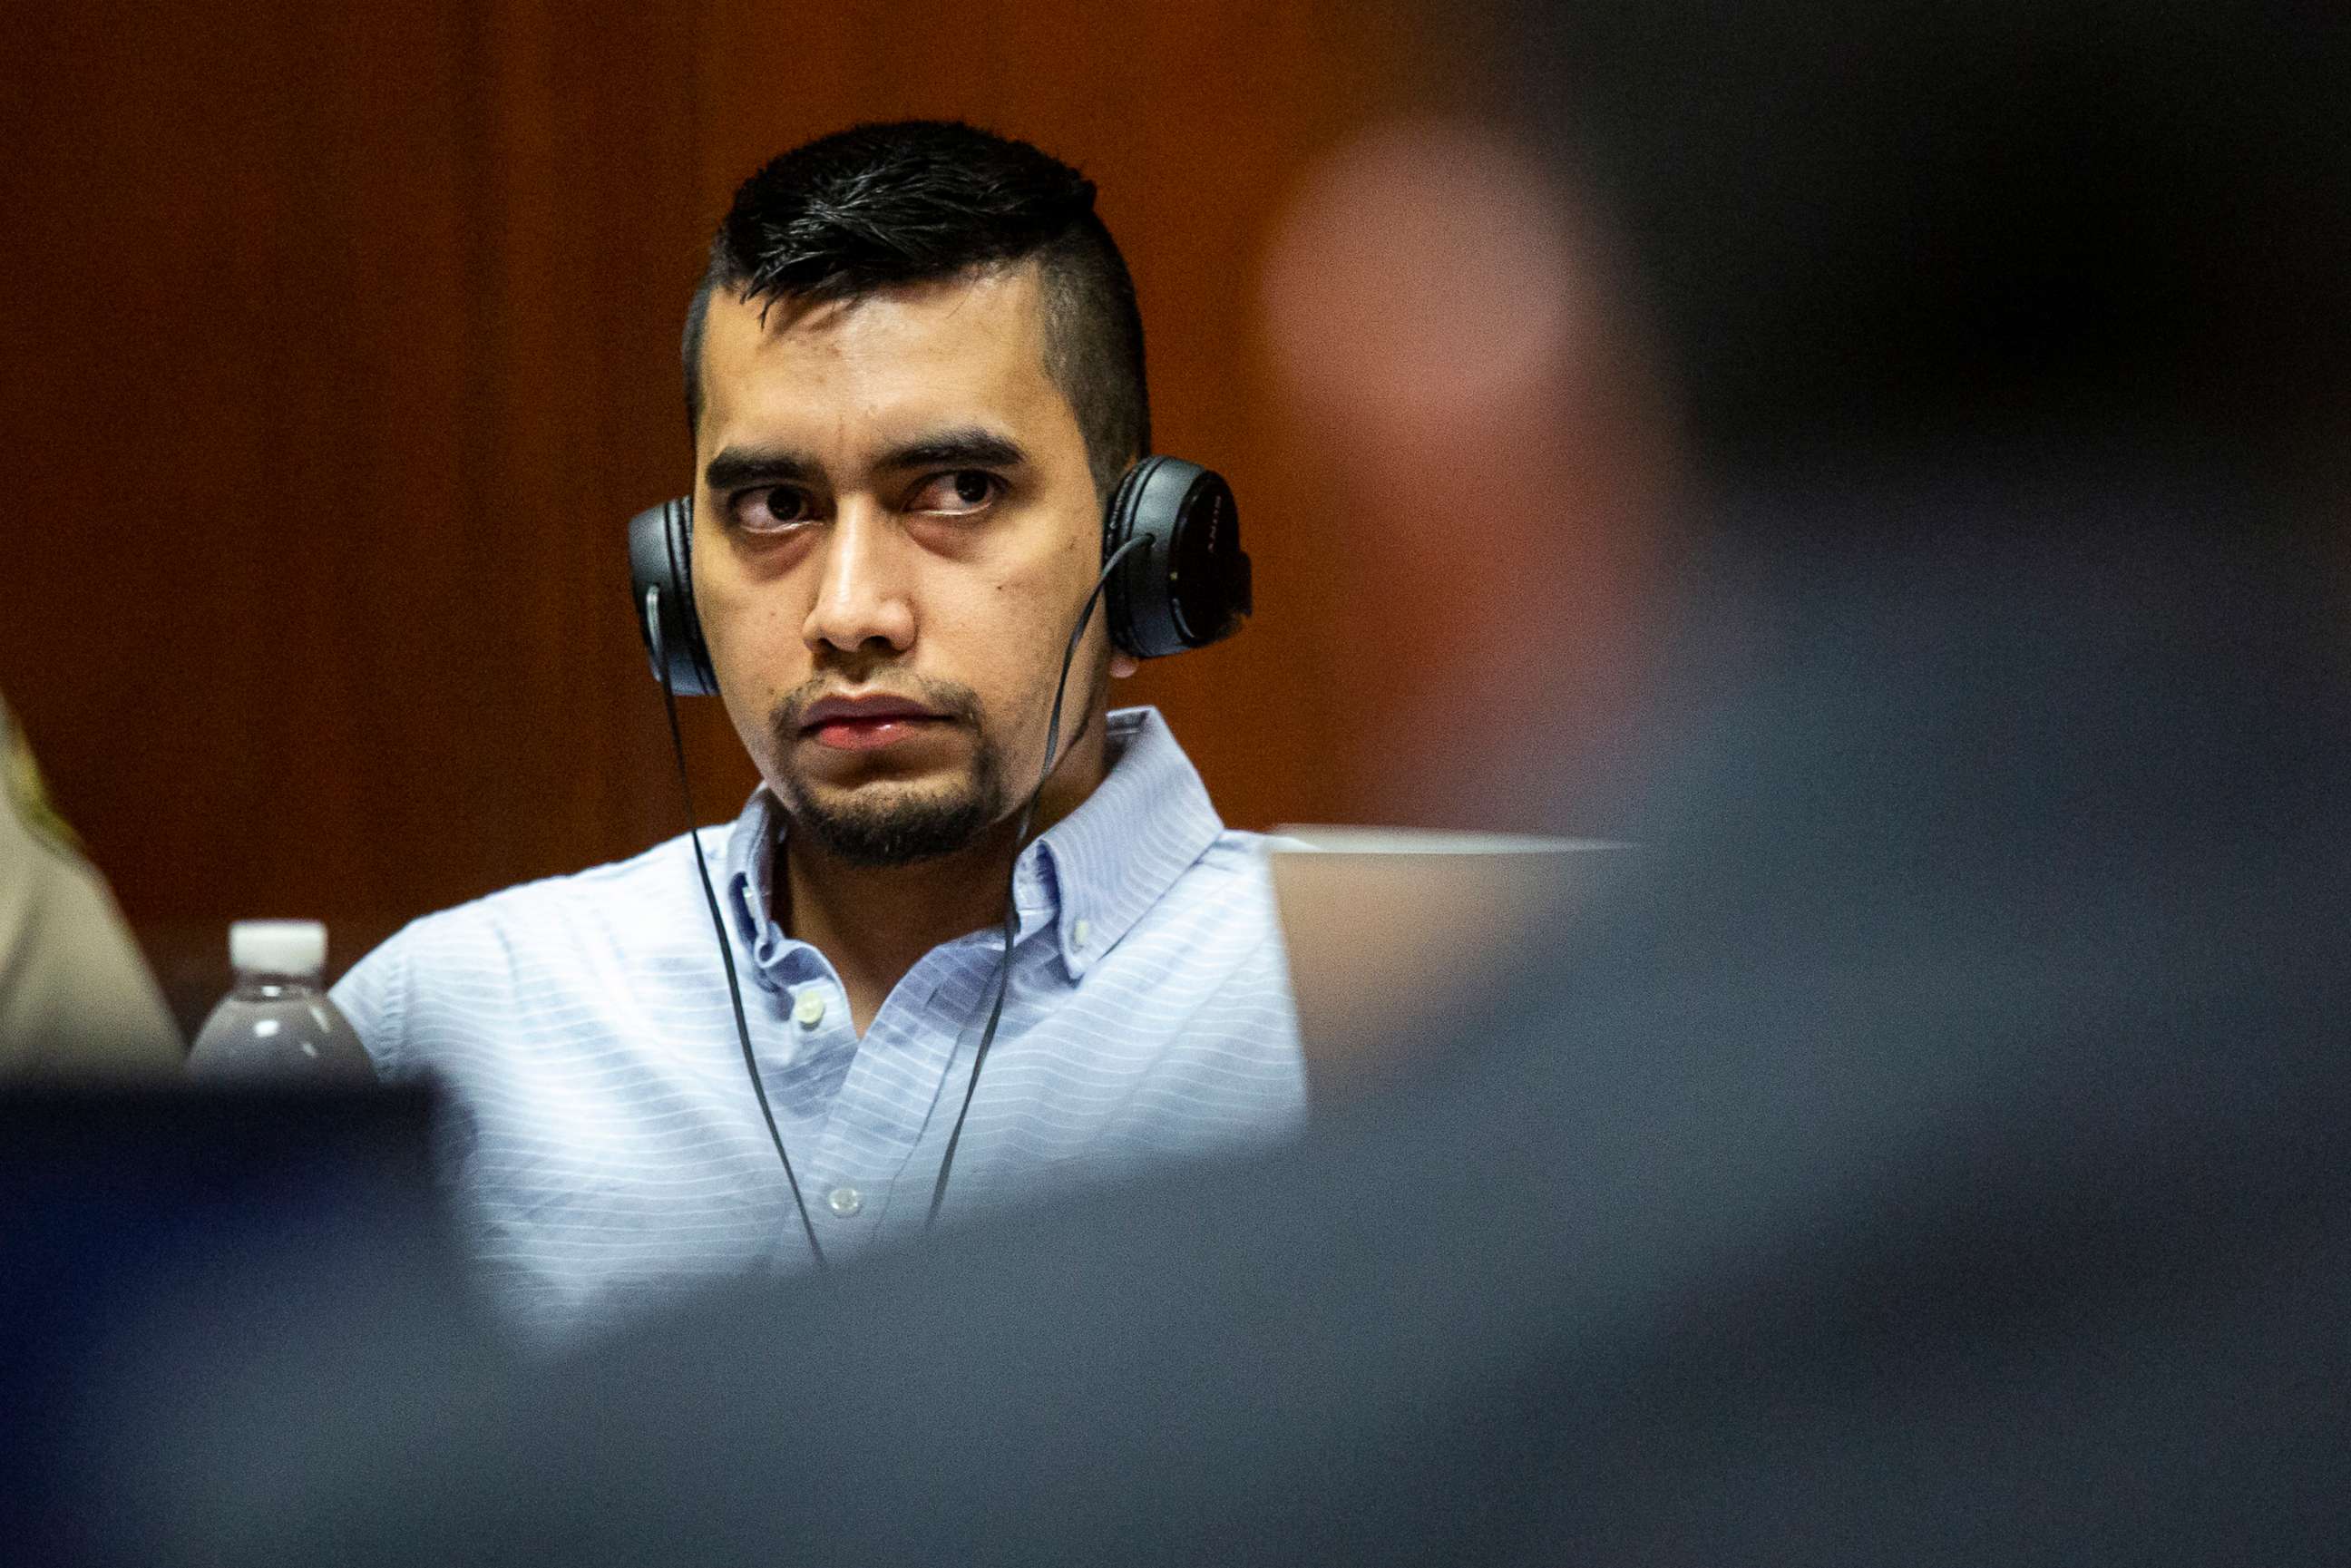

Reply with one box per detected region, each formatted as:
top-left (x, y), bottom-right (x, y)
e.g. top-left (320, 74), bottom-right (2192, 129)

top-left (627, 454), bottom-right (1252, 694)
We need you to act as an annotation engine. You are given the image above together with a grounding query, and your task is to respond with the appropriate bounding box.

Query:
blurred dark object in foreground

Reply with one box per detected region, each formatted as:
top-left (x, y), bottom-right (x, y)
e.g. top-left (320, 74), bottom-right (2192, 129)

top-left (0, 1084), bottom-right (477, 1562)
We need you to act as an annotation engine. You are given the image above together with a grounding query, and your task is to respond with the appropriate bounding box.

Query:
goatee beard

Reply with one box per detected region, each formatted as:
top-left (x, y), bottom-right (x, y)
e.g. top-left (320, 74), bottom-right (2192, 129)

top-left (779, 770), bottom-right (1006, 867)
top-left (770, 680), bottom-right (1008, 868)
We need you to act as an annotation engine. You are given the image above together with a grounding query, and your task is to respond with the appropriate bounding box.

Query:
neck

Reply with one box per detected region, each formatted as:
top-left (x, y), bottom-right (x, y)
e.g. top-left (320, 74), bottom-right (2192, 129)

top-left (777, 709), bottom-right (1116, 1035)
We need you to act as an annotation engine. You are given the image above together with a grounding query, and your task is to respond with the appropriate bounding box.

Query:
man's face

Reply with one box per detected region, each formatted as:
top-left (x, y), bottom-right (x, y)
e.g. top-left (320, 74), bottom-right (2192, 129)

top-left (692, 265), bottom-right (1127, 867)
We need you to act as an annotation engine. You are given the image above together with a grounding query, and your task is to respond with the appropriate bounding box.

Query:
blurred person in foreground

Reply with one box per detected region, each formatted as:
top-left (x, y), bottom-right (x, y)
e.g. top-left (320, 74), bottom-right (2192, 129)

top-left (77, 4), bottom-right (2351, 1563)
top-left (327, 122), bottom-right (1302, 1339)
top-left (0, 694), bottom-right (180, 1077)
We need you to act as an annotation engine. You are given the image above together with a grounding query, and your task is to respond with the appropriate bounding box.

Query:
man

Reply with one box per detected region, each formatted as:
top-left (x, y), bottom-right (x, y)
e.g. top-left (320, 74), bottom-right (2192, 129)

top-left (331, 122), bottom-right (1302, 1337)
top-left (0, 692), bottom-right (182, 1077)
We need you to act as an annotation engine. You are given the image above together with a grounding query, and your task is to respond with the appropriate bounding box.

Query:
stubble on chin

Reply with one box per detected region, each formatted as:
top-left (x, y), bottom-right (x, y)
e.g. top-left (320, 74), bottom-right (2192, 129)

top-left (765, 679), bottom-right (1008, 868)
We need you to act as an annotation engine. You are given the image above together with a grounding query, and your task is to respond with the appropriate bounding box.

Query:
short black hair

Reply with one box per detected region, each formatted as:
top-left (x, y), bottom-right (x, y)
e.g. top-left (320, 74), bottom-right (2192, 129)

top-left (684, 121), bottom-right (1149, 496)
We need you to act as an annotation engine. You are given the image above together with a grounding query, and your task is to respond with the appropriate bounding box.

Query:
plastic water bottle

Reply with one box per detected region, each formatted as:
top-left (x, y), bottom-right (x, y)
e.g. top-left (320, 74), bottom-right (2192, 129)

top-left (187, 920), bottom-right (375, 1080)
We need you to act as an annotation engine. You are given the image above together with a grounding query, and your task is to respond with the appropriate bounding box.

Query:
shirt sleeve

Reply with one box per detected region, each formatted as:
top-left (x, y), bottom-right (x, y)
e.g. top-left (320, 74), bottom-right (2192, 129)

top-left (330, 928), bottom-right (416, 1081)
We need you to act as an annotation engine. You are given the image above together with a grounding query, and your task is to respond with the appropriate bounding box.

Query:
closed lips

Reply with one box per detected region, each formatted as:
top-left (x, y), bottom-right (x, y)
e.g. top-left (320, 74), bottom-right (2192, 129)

top-left (799, 696), bottom-right (943, 730)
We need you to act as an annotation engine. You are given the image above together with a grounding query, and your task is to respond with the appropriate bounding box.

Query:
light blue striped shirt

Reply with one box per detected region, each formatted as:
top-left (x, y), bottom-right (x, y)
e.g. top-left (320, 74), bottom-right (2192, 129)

top-left (332, 707), bottom-right (1304, 1337)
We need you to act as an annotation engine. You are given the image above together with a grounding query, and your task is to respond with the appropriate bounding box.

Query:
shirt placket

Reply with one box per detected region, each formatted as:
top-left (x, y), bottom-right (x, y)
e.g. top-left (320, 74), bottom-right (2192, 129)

top-left (795, 935), bottom-right (982, 1250)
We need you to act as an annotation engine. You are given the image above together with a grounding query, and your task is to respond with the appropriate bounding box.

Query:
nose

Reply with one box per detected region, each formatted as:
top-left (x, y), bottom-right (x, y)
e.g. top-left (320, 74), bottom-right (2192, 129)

top-left (801, 501), bottom-right (917, 659)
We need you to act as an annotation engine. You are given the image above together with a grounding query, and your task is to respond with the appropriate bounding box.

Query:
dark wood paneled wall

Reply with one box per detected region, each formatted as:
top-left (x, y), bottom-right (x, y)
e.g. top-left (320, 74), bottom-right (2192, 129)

top-left (2, 1), bottom-right (1433, 1020)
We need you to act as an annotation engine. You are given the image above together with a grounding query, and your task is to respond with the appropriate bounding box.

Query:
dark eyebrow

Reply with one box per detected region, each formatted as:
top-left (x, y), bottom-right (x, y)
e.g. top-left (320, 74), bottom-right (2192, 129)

top-left (702, 447), bottom-right (819, 494)
top-left (877, 427), bottom-right (1029, 472)
top-left (702, 429), bottom-right (1029, 495)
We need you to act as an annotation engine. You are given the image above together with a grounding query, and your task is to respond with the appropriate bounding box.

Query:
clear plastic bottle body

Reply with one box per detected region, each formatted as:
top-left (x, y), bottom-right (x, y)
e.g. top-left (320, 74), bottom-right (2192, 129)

top-left (188, 968), bottom-right (375, 1081)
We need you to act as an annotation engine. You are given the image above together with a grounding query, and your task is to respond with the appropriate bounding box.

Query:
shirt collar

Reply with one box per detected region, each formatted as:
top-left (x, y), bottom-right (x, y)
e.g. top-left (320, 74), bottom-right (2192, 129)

top-left (723, 787), bottom-right (795, 981)
top-left (721, 706), bottom-right (1222, 984)
top-left (1025, 706), bottom-right (1224, 979)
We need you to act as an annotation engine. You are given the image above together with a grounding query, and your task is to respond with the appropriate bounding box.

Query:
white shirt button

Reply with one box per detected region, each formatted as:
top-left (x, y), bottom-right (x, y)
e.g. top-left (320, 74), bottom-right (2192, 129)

top-left (793, 989), bottom-right (826, 1028)
top-left (825, 1184), bottom-right (863, 1218)
top-left (1072, 918), bottom-right (1091, 949)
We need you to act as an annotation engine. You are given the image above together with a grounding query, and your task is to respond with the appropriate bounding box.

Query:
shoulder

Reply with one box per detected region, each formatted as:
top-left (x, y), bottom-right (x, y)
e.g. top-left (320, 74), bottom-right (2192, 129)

top-left (363, 832), bottom-right (707, 963)
top-left (3, 696), bottom-right (91, 869)
top-left (1175, 828), bottom-right (1306, 911)
top-left (1073, 827), bottom-right (1307, 1135)
top-left (331, 832), bottom-right (714, 1066)
top-left (1204, 825), bottom-right (1313, 862)
top-left (1156, 828), bottom-right (1281, 910)
top-left (1110, 829), bottom-right (1299, 1007)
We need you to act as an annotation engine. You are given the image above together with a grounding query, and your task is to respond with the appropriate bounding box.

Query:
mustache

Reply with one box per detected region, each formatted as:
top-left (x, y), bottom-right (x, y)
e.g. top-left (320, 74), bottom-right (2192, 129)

top-left (770, 677), bottom-right (988, 738)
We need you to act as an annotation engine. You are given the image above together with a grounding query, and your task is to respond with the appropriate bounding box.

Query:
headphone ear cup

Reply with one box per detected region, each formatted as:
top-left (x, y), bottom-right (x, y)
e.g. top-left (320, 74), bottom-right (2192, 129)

top-left (1101, 456), bottom-right (1253, 659)
top-left (627, 497), bottom-right (720, 696)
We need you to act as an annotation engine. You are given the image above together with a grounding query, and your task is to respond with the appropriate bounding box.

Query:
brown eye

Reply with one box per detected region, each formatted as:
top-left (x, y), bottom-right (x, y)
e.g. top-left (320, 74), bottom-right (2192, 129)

top-left (912, 471), bottom-right (1003, 515)
top-left (732, 487), bottom-right (813, 532)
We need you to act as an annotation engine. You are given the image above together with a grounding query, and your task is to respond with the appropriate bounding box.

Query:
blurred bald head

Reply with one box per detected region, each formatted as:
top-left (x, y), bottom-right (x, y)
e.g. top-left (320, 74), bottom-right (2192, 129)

top-left (1514, 1), bottom-right (2351, 475)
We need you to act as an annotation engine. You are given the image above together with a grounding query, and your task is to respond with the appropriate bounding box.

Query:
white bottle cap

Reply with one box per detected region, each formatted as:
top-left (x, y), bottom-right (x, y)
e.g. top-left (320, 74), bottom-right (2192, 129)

top-left (229, 920), bottom-right (327, 976)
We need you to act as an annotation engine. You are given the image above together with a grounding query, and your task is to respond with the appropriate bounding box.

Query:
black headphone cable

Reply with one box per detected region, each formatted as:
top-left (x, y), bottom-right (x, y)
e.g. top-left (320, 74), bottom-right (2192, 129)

top-left (649, 586), bottom-right (829, 1272)
top-left (925, 534), bottom-right (1148, 1227)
